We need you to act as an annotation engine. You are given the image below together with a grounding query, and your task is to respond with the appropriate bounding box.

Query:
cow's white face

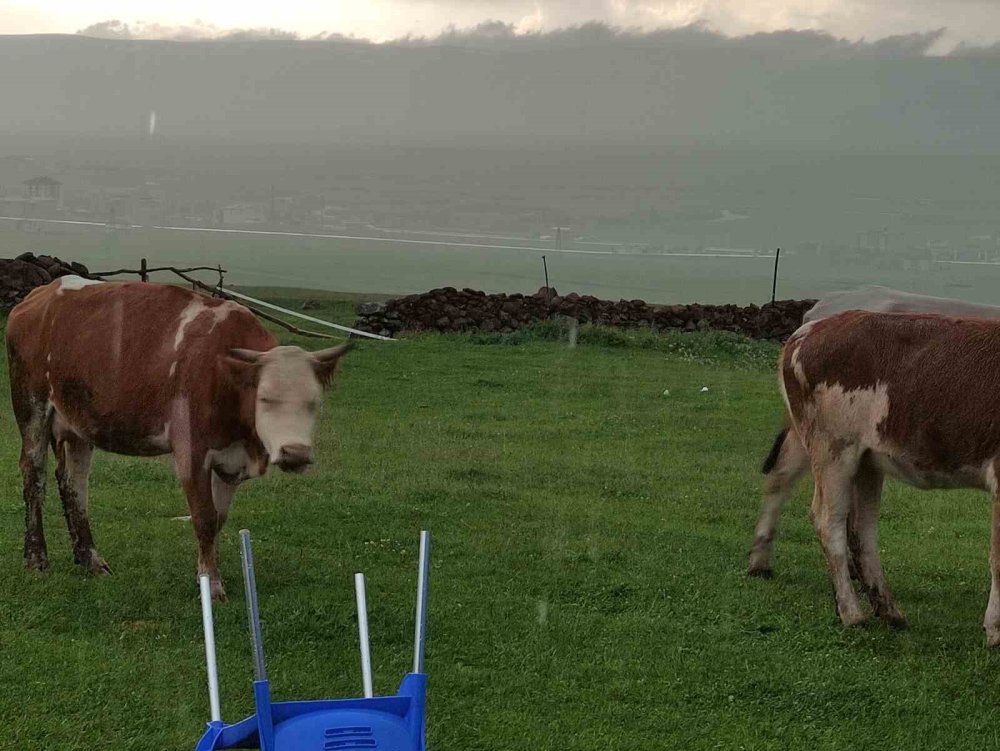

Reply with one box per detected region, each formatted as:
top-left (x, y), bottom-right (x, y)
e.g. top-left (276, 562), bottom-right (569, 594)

top-left (228, 344), bottom-right (352, 472)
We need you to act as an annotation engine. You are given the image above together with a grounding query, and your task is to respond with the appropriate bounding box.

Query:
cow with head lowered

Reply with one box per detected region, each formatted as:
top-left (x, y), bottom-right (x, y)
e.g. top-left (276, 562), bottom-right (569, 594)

top-left (771, 308), bottom-right (1000, 644)
top-left (750, 286), bottom-right (1000, 580)
top-left (6, 277), bottom-right (351, 600)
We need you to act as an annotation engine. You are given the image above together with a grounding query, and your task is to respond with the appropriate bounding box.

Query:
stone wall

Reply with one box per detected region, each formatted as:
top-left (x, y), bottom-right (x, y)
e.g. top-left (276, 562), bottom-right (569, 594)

top-left (0, 253), bottom-right (91, 312)
top-left (354, 287), bottom-right (815, 341)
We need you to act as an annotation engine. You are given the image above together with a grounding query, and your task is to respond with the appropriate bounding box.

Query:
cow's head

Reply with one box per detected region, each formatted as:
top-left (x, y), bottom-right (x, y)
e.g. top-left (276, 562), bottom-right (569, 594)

top-left (225, 343), bottom-right (352, 472)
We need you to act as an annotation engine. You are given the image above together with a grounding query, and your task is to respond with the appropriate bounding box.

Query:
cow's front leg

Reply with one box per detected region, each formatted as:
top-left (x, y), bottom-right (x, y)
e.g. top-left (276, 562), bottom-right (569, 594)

top-left (211, 471), bottom-right (239, 528)
top-left (183, 467), bottom-right (226, 601)
top-left (985, 480), bottom-right (1000, 647)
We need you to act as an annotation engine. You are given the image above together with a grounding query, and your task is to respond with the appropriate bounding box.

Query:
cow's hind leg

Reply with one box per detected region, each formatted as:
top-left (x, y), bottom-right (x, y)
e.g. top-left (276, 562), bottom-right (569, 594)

top-left (53, 429), bottom-right (110, 575)
top-left (847, 492), bottom-right (865, 582)
top-left (984, 475), bottom-right (1000, 647)
top-left (811, 447), bottom-right (867, 628)
top-left (851, 459), bottom-right (907, 629)
top-left (17, 400), bottom-right (53, 572)
top-left (750, 428), bottom-right (810, 577)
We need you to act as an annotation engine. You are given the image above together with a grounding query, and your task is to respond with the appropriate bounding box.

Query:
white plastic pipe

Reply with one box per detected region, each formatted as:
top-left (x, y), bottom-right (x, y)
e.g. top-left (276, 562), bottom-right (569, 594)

top-left (413, 531), bottom-right (432, 674)
top-left (199, 574), bottom-right (223, 723)
top-left (219, 287), bottom-right (394, 341)
top-left (355, 573), bottom-right (374, 698)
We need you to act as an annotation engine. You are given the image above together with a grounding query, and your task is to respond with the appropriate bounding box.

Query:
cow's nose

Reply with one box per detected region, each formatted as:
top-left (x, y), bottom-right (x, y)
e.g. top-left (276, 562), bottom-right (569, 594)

top-left (275, 443), bottom-right (313, 473)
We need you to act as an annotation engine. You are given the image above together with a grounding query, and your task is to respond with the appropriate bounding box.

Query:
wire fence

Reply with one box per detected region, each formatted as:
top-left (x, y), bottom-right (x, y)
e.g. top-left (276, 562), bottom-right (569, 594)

top-left (4, 215), bottom-right (1000, 308)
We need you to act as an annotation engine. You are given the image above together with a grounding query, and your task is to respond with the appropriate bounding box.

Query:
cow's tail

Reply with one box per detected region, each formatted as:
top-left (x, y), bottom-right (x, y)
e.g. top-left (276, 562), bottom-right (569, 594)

top-left (760, 412), bottom-right (799, 475)
top-left (763, 341), bottom-right (796, 476)
top-left (761, 425), bottom-right (790, 475)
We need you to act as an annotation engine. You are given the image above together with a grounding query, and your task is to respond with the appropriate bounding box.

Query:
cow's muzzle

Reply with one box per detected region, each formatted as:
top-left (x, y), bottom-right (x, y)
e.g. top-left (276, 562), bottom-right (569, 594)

top-left (274, 444), bottom-right (313, 473)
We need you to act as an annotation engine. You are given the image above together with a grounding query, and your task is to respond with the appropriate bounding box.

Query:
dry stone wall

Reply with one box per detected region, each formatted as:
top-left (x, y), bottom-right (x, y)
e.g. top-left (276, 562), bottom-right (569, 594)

top-left (354, 286), bottom-right (815, 341)
top-left (0, 253), bottom-right (91, 312)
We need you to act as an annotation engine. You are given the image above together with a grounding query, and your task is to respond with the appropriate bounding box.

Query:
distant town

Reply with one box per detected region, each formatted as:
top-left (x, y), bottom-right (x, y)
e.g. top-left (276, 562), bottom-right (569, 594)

top-left (2, 149), bottom-right (999, 269)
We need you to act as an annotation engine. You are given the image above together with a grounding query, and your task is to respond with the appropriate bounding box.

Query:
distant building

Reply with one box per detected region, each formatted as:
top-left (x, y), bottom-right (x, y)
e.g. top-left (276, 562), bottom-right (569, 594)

top-left (23, 176), bottom-right (62, 203)
top-left (218, 203), bottom-right (266, 226)
top-left (21, 176), bottom-right (63, 216)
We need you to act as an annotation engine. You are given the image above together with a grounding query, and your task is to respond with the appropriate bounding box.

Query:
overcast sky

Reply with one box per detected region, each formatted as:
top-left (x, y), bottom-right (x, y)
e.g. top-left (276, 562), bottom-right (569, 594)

top-left (2, 0), bottom-right (999, 51)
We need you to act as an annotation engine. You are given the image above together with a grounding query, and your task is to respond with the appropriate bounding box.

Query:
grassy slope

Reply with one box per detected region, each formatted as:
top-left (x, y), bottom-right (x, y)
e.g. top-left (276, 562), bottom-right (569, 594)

top-left (0, 299), bottom-right (998, 749)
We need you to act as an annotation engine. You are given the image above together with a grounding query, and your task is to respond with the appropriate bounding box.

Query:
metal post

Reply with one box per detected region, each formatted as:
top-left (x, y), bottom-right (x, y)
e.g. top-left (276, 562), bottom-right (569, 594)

top-left (770, 247), bottom-right (781, 305)
top-left (355, 573), bottom-right (374, 698)
top-left (239, 530), bottom-right (267, 681)
top-left (199, 575), bottom-right (223, 723)
top-left (413, 530), bottom-right (432, 674)
top-left (542, 256), bottom-right (550, 291)
top-left (140, 257), bottom-right (148, 282)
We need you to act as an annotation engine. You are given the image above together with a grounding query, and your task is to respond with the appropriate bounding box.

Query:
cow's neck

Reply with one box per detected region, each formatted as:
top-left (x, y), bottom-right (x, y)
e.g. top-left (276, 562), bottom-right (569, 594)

top-left (203, 373), bottom-right (267, 462)
top-left (237, 384), bottom-right (268, 459)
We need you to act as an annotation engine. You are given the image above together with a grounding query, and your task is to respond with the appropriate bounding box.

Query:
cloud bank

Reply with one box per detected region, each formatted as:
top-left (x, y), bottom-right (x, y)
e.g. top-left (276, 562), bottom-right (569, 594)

top-left (72, 16), bottom-right (999, 59)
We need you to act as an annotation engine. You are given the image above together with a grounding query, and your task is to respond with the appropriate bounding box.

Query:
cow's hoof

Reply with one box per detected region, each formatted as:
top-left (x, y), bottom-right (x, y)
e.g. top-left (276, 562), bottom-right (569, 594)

top-left (747, 564), bottom-right (774, 579)
top-left (211, 583), bottom-right (227, 603)
top-left (881, 612), bottom-right (909, 631)
top-left (24, 551), bottom-right (50, 572)
top-left (87, 558), bottom-right (113, 576)
top-left (876, 601), bottom-right (909, 630)
top-left (986, 626), bottom-right (1000, 648)
top-left (76, 550), bottom-right (112, 576)
top-left (838, 607), bottom-right (869, 628)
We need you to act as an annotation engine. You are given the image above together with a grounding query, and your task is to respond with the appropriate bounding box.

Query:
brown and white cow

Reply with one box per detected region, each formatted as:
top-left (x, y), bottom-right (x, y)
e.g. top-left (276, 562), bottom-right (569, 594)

top-left (6, 276), bottom-right (351, 600)
top-left (770, 309), bottom-right (1000, 643)
top-left (749, 286), bottom-right (1000, 579)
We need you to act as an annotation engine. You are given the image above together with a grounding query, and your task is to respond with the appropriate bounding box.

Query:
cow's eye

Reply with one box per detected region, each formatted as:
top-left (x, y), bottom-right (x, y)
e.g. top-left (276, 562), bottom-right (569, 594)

top-left (260, 397), bottom-right (279, 407)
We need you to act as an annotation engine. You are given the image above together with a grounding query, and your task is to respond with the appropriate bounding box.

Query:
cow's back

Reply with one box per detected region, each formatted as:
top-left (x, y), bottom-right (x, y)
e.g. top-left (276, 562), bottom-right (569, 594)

top-left (783, 310), bottom-right (1000, 481)
top-left (803, 285), bottom-right (1000, 325)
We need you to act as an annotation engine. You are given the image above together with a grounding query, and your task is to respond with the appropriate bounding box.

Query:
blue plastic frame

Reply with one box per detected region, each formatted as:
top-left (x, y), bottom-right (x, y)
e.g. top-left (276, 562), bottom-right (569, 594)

top-left (195, 672), bottom-right (427, 751)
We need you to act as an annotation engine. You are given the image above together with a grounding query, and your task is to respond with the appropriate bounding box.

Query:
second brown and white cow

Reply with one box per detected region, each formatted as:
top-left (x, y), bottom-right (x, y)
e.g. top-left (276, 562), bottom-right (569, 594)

top-left (6, 276), bottom-right (351, 600)
top-left (749, 286), bottom-right (1000, 578)
top-left (774, 309), bottom-right (1000, 643)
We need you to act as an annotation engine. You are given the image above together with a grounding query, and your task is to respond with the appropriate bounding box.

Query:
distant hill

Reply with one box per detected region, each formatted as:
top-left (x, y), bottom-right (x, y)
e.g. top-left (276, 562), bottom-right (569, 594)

top-left (3, 32), bottom-right (1000, 151)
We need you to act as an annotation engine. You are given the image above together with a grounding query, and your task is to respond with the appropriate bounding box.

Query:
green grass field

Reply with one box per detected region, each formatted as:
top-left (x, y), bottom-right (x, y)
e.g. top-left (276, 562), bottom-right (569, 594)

top-left (2, 294), bottom-right (1000, 750)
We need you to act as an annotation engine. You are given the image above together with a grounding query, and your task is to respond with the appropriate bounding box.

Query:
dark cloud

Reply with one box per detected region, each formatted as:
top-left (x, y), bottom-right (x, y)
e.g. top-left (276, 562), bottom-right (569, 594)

top-left (77, 19), bottom-right (301, 41)
top-left (74, 17), bottom-right (980, 59)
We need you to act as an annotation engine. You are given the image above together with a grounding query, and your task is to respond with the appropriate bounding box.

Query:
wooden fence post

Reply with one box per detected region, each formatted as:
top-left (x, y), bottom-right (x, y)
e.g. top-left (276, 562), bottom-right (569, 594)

top-left (770, 248), bottom-right (781, 305)
top-left (140, 258), bottom-right (148, 283)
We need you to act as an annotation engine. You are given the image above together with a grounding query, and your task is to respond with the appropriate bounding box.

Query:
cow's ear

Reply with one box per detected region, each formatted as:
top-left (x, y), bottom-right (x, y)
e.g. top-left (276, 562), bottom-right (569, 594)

top-left (229, 348), bottom-right (264, 364)
top-left (311, 342), bottom-right (353, 387)
top-left (220, 348), bottom-right (264, 388)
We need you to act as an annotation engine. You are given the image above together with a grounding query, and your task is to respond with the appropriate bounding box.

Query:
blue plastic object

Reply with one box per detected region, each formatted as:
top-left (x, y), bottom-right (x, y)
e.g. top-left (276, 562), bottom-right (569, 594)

top-left (194, 674), bottom-right (427, 751)
top-left (195, 530), bottom-right (431, 751)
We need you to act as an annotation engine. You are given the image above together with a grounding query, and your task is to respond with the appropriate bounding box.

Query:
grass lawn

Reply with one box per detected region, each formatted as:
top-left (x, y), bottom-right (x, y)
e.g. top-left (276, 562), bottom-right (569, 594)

top-left (1, 293), bottom-right (999, 750)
